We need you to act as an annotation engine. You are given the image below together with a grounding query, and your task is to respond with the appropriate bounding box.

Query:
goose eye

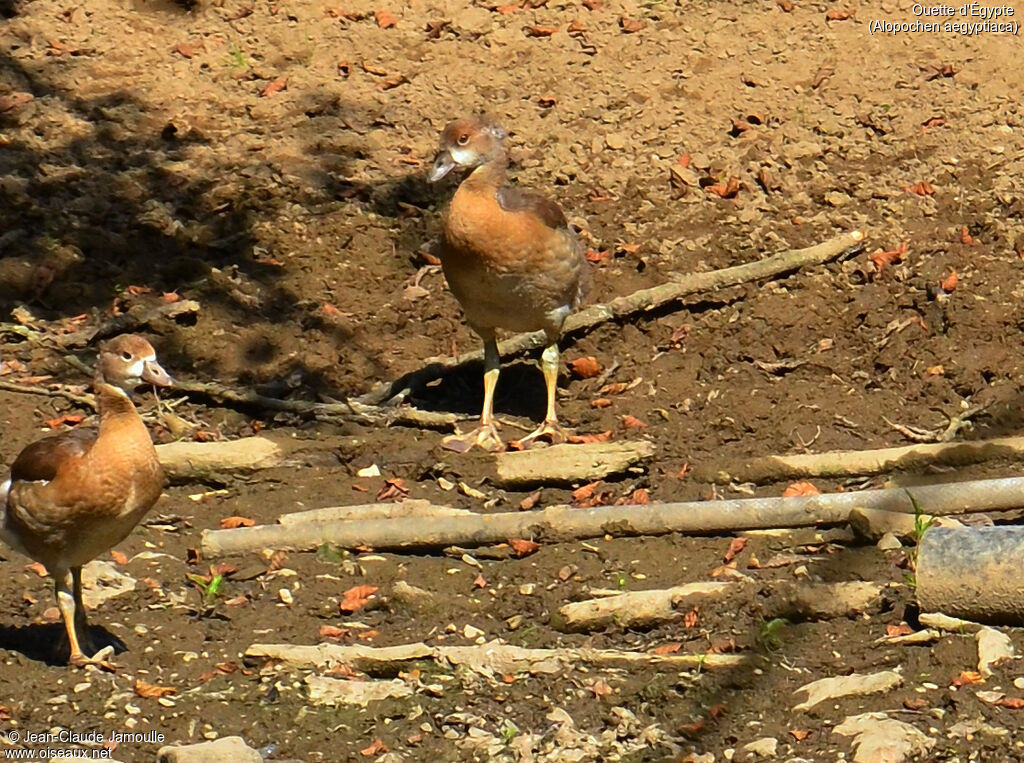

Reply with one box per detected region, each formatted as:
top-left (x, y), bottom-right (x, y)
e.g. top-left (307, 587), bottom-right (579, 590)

top-left (456, 133), bottom-right (470, 146)
top-left (121, 351), bottom-right (133, 361)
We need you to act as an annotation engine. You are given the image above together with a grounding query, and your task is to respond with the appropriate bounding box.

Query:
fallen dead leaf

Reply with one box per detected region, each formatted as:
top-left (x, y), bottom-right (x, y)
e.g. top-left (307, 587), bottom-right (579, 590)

top-left (705, 176), bottom-right (741, 199)
top-left (110, 550), bottom-right (128, 565)
top-left (495, 2), bottom-right (522, 12)
top-left (567, 430), bottom-right (613, 444)
top-left (723, 537), bottom-right (748, 563)
top-left (509, 538), bottom-right (540, 557)
top-left (869, 241), bottom-right (908, 270)
top-left (377, 477), bottom-right (409, 501)
top-left (683, 607), bottom-right (699, 628)
top-left (375, 10), bottom-right (397, 27)
top-left (777, 0), bottom-right (793, 10)
top-left (360, 739), bottom-right (388, 757)
top-left (566, 18), bottom-right (586, 33)
top-left (591, 398), bottom-right (613, 409)
top-left (782, 481), bottom-right (821, 497)
top-left (586, 679), bottom-right (613, 697)
top-left (319, 625), bottom-right (350, 641)
top-left (825, 8), bottom-right (854, 19)
top-left (174, 43), bottom-right (196, 58)
top-left (886, 623), bottom-right (914, 637)
top-left (220, 516), bottom-right (256, 529)
top-left (904, 180), bottom-right (935, 196)
top-left (44, 413), bottom-right (84, 430)
top-left (789, 729), bottom-right (811, 741)
top-left (925, 365), bottom-right (945, 376)
top-left (619, 16), bottom-right (645, 32)
top-left (519, 490), bottom-right (541, 510)
top-left (473, 574), bottom-right (487, 589)
top-left (960, 227), bottom-right (976, 245)
top-left (134, 679), bottom-right (177, 699)
top-left (921, 116), bottom-right (946, 129)
top-left (260, 77), bottom-right (287, 97)
top-left (651, 642), bottom-right (681, 655)
top-left (568, 356), bottom-right (602, 379)
top-left (340, 585), bottom-right (379, 613)
top-left (25, 562), bottom-right (48, 577)
top-left (621, 414), bottom-right (647, 429)
top-left (525, 24), bottom-right (558, 36)
top-left (939, 270), bottom-right (959, 292)
top-left (952, 670), bottom-right (984, 686)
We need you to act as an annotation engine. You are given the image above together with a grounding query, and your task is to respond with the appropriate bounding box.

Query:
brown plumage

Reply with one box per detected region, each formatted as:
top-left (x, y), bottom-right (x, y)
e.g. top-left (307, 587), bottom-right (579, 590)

top-left (429, 115), bottom-right (587, 452)
top-left (1, 334), bottom-right (173, 668)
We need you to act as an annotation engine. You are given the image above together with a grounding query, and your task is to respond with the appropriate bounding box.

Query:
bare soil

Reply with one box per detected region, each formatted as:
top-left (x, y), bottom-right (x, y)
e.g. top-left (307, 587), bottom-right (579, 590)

top-left (2, 0), bottom-right (1024, 760)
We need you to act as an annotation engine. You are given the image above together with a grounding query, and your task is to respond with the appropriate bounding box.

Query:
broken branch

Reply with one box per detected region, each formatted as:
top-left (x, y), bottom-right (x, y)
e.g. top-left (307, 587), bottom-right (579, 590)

top-left (696, 436), bottom-right (1024, 484)
top-left (359, 230), bottom-right (867, 406)
top-left (201, 476), bottom-right (1024, 557)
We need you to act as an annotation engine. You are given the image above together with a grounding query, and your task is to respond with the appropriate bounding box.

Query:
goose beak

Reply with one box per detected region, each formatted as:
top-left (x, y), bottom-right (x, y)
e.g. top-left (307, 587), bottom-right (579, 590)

top-left (141, 359), bottom-right (174, 387)
top-left (428, 150), bottom-right (457, 183)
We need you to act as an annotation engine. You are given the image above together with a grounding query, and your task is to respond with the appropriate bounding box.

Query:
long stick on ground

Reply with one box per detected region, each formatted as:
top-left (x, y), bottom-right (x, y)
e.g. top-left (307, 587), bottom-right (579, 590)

top-left (358, 230), bottom-right (867, 406)
top-left (200, 475), bottom-right (1024, 557)
top-left (244, 640), bottom-right (745, 673)
top-left (694, 436), bottom-right (1024, 484)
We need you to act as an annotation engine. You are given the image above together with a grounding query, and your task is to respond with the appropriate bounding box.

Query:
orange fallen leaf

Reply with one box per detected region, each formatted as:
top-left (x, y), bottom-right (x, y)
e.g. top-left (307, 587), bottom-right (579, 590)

top-left (960, 227), bottom-right (976, 245)
top-left (621, 414), bottom-right (647, 429)
top-left (723, 537), bottom-right (748, 563)
top-left (904, 180), bottom-right (935, 196)
top-left (995, 696), bottom-right (1024, 709)
top-left (495, 2), bottom-right (522, 11)
top-left (323, 302), bottom-right (342, 316)
top-left (134, 679), bottom-right (177, 699)
top-left (473, 574), bottom-right (487, 589)
top-left (340, 584), bottom-right (379, 613)
top-left (952, 670), bottom-right (984, 686)
top-left (939, 270), bottom-right (958, 293)
top-left (162, 291), bottom-right (180, 303)
top-left (782, 481), bottom-right (821, 497)
top-left (904, 696), bottom-right (929, 710)
top-left (319, 625), bottom-right (350, 641)
top-left (675, 462), bottom-right (691, 479)
top-left (790, 729), bottom-right (811, 741)
top-left (586, 679), bottom-right (613, 697)
top-left (567, 430), bottom-right (613, 444)
top-left (869, 241), bottom-right (908, 270)
top-left (44, 413), bottom-right (84, 430)
top-left (174, 42), bottom-right (195, 58)
top-left (509, 538), bottom-right (540, 556)
top-left (375, 10), bottom-right (397, 27)
top-left (683, 607), bottom-right (699, 628)
top-left (568, 356), bottom-right (602, 379)
top-left (125, 284), bottom-right (152, 296)
top-left (566, 18), bottom-right (586, 32)
top-left (825, 8), bottom-right (853, 19)
top-left (25, 562), bottom-right (48, 577)
top-left (377, 477), bottom-right (409, 501)
top-left (110, 550), bottom-right (128, 565)
top-left (361, 61), bottom-right (388, 76)
top-left (921, 116), bottom-right (946, 129)
top-left (260, 77), bottom-right (287, 97)
top-left (585, 248), bottom-right (611, 264)
top-left (220, 516), bottom-right (256, 529)
top-left (886, 623), bottom-right (913, 637)
top-left (572, 481), bottom-right (601, 503)
top-left (526, 24), bottom-right (558, 36)
top-left (519, 490), bottom-right (541, 510)
top-left (591, 398), bottom-right (613, 409)
top-left (777, 0), bottom-right (793, 10)
top-left (360, 739), bottom-right (388, 757)
top-left (651, 642), bottom-right (681, 655)
top-left (925, 365), bottom-right (945, 376)
top-left (677, 154), bottom-right (692, 168)
top-left (705, 176), bottom-right (741, 199)
top-left (627, 488), bottom-right (650, 505)
top-left (619, 16), bottom-right (645, 32)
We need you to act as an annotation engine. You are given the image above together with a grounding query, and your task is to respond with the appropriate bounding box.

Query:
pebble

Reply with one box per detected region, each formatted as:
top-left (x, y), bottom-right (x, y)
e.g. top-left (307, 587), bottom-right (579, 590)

top-left (157, 736), bottom-right (263, 763)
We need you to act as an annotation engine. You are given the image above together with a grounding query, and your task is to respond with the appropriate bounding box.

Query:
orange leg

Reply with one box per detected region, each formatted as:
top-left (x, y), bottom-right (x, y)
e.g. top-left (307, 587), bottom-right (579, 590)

top-left (442, 337), bottom-right (504, 453)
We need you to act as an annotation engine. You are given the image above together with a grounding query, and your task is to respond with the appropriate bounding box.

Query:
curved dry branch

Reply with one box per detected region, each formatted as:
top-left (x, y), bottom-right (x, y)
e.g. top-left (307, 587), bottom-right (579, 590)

top-left (358, 230), bottom-right (866, 406)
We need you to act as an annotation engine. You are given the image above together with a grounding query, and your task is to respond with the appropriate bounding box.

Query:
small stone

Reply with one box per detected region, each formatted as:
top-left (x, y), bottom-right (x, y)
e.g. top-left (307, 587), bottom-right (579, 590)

top-left (158, 736), bottom-right (263, 763)
top-left (743, 737), bottom-right (778, 757)
top-left (605, 133), bottom-right (627, 150)
top-left (877, 533), bottom-right (903, 550)
top-left (463, 624), bottom-right (484, 639)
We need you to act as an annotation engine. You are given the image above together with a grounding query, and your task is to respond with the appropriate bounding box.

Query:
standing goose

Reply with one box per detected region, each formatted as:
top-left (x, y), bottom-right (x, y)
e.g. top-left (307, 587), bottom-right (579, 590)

top-left (1, 334), bottom-right (173, 668)
top-left (429, 115), bottom-right (587, 452)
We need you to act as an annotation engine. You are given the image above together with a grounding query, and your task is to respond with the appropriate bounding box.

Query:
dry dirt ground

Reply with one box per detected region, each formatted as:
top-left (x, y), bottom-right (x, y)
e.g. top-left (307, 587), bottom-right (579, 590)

top-left (2, 0), bottom-right (1024, 760)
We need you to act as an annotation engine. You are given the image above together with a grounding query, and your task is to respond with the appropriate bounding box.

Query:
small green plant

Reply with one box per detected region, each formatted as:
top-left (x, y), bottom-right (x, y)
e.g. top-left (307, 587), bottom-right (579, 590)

top-left (498, 719), bottom-right (519, 743)
top-left (188, 568), bottom-right (226, 606)
top-left (757, 617), bottom-right (790, 651)
top-left (316, 543), bottom-right (344, 564)
top-left (613, 571), bottom-right (628, 589)
top-left (906, 490), bottom-right (937, 573)
top-left (227, 43), bottom-right (247, 69)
